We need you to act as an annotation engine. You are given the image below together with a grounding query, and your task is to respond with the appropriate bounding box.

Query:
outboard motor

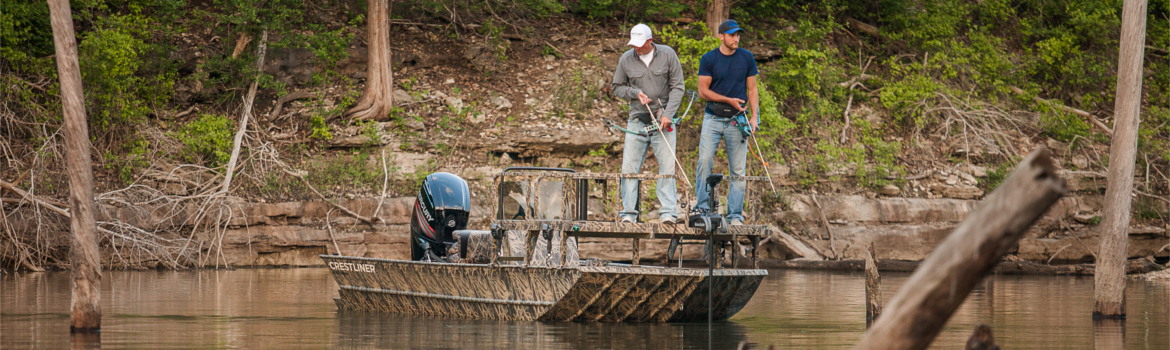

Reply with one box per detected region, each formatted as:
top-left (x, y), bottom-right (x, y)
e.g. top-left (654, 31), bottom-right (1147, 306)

top-left (410, 172), bottom-right (471, 261)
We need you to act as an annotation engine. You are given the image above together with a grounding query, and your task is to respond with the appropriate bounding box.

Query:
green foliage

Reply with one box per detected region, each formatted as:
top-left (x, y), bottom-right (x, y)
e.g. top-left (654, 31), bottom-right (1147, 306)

top-left (0, 0), bottom-right (54, 69)
top-left (478, 19), bottom-right (511, 61)
top-left (880, 0), bottom-right (971, 51)
top-left (174, 114), bottom-right (235, 167)
top-left (980, 162), bottom-right (1012, 192)
top-left (400, 0), bottom-right (564, 20)
top-left (103, 137), bottom-right (152, 183)
top-left (357, 120), bottom-right (382, 147)
top-left (78, 10), bottom-right (177, 131)
top-left (567, 0), bottom-right (687, 19)
top-left (541, 44), bottom-right (563, 58)
top-left (655, 23), bottom-right (720, 89)
top-left (761, 14), bottom-right (847, 134)
top-left (878, 59), bottom-right (944, 130)
top-left (1037, 109), bottom-right (1091, 143)
top-left (1138, 105), bottom-right (1170, 162)
top-left (755, 82), bottom-right (795, 139)
top-left (306, 151), bottom-right (382, 191)
top-left (309, 114), bottom-right (333, 141)
top-left (551, 68), bottom-right (597, 118)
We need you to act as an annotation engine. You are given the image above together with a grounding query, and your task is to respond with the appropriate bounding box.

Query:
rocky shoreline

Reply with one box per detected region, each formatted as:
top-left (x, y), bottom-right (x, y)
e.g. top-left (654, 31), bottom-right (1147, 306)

top-left (13, 186), bottom-right (1161, 273)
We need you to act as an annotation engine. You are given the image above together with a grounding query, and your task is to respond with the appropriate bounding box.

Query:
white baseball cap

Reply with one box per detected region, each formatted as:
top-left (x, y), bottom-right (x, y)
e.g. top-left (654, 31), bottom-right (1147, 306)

top-left (627, 23), bottom-right (652, 47)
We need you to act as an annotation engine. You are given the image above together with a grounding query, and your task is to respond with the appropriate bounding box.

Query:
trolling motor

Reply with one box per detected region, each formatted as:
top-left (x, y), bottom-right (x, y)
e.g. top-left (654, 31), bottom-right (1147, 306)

top-left (688, 174), bottom-right (726, 233)
top-left (410, 172), bottom-right (471, 261)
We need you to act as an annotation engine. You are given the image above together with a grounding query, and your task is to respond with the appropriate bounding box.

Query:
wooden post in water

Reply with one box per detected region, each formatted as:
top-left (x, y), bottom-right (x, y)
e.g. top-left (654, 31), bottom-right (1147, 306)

top-left (854, 148), bottom-right (1065, 350)
top-left (1094, 0), bottom-right (1147, 320)
top-left (964, 324), bottom-right (998, 350)
top-left (48, 0), bottom-right (102, 334)
top-left (864, 243), bottom-right (882, 328)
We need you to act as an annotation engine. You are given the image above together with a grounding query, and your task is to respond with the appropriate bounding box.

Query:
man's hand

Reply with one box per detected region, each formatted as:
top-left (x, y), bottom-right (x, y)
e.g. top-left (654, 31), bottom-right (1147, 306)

top-left (729, 98), bottom-right (747, 111)
top-left (637, 91), bottom-right (653, 105)
top-left (659, 115), bottom-right (672, 131)
top-left (749, 116), bottom-right (759, 131)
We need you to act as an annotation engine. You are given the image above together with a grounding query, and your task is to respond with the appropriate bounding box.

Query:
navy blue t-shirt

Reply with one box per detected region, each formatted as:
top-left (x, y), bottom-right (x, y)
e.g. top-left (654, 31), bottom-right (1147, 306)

top-left (698, 48), bottom-right (758, 114)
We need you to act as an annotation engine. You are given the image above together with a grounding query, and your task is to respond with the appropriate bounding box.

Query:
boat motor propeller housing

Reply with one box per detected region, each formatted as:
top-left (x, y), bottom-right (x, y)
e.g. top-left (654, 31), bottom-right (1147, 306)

top-left (410, 172), bottom-right (472, 261)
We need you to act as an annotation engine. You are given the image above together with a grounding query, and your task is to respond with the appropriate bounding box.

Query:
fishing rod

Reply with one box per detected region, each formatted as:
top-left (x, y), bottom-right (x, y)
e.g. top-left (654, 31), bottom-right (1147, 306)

top-left (733, 110), bottom-right (777, 192)
top-left (642, 98), bottom-right (693, 189)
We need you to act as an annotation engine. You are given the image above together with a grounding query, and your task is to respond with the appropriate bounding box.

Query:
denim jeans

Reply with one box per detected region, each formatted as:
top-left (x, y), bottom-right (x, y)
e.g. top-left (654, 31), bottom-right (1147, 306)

top-left (620, 117), bottom-right (678, 221)
top-left (693, 113), bottom-right (748, 221)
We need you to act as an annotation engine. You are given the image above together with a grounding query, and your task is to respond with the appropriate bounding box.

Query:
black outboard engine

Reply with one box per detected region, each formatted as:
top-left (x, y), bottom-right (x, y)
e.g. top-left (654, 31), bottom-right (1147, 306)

top-left (410, 172), bottom-right (471, 261)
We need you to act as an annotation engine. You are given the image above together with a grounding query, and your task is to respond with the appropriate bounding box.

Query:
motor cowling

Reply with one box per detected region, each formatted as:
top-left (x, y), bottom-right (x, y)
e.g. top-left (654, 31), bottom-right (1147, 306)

top-left (410, 172), bottom-right (471, 261)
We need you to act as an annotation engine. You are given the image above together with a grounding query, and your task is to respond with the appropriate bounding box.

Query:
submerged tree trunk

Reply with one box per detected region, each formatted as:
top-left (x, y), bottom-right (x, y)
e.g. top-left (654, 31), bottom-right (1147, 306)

top-left (705, 0), bottom-right (729, 37)
top-left (48, 0), bottom-right (102, 333)
top-left (854, 148), bottom-right (1065, 350)
top-left (1094, 0), bottom-right (1147, 319)
top-left (344, 0), bottom-right (394, 121)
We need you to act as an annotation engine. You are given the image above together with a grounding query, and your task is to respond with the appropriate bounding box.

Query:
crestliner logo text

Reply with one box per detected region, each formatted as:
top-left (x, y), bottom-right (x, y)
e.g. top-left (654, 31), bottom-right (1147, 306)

top-left (329, 261), bottom-right (375, 273)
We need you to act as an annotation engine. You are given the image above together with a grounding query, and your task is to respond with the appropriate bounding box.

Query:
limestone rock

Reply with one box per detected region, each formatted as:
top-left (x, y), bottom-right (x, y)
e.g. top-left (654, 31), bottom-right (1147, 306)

top-left (392, 88), bottom-right (412, 104)
top-left (445, 96), bottom-right (464, 111)
top-left (404, 119), bottom-right (425, 131)
top-left (490, 95), bottom-right (512, 110)
top-left (878, 184), bottom-right (901, 196)
top-left (931, 184), bottom-right (984, 199)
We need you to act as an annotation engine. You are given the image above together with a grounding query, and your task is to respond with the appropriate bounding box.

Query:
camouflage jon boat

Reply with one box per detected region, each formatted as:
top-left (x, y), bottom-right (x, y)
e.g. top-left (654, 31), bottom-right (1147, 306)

top-left (323, 168), bottom-right (769, 322)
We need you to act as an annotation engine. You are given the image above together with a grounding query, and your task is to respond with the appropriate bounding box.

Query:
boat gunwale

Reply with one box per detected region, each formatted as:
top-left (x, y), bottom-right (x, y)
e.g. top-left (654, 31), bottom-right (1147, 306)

top-left (321, 254), bottom-right (768, 276)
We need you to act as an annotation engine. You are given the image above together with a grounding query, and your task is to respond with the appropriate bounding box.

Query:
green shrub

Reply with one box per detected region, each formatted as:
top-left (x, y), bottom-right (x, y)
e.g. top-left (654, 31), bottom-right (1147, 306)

top-left (309, 114), bottom-right (334, 141)
top-left (175, 114), bottom-right (235, 167)
top-left (307, 151), bottom-right (382, 191)
top-left (103, 137), bottom-right (151, 183)
top-left (878, 68), bottom-right (942, 130)
top-left (567, 0), bottom-right (686, 19)
top-left (0, 0), bottom-right (54, 71)
top-left (78, 12), bottom-right (176, 131)
top-left (1037, 109), bottom-right (1091, 143)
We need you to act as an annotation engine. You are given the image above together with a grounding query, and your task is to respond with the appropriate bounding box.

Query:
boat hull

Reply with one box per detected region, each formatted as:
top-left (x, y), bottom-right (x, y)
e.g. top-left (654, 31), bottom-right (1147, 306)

top-left (322, 255), bottom-right (766, 322)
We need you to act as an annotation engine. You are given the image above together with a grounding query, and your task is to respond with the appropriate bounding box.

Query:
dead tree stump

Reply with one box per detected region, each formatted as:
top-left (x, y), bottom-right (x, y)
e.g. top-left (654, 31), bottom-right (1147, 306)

top-left (854, 148), bottom-right (1066, 350)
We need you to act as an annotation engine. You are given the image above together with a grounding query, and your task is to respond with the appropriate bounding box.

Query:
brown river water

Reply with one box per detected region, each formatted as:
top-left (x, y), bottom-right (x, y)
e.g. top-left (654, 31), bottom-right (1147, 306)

top-left (2, 267), bottom-right (1167, 349)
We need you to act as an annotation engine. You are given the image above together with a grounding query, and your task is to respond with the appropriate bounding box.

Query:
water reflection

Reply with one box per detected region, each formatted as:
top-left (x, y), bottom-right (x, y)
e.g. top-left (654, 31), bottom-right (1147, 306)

top-left (336, 310), bottom-right (748, 349)
top-left (1094, 319), bottom-right (1125, 350)
top-left (2, 268), bottom-right (1167, 349)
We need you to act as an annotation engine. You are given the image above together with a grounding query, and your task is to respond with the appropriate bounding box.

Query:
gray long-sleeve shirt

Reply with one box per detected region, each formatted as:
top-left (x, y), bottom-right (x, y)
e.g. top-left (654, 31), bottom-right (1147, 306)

top-left (611, 44), bottom-right (685, 119)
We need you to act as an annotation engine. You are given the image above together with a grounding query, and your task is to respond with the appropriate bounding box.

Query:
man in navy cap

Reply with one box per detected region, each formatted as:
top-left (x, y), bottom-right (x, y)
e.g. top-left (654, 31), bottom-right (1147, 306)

top-left (693, 19), bottom-right (759, 226)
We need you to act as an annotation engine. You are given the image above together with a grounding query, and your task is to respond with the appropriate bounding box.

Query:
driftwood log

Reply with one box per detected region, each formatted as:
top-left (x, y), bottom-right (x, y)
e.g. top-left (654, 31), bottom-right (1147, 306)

top-left (854, 148), bottom-right (1066, 350)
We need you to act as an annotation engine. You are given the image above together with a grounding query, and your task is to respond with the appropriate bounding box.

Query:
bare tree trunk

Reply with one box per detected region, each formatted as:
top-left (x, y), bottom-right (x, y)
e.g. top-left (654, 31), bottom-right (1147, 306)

top-left (864, 244), bottom-right (882, 328)
top-left (854, 148), bottom-right (1066, 350)
top-left (705, 0), bottom-right (729, 37)
top-left (221, 30), bottom-right (268, 194)
top-left (1094, 0), bottom-right (1147, 319)
top-left (344, 0), bottom-right (394, 121)
top-left (48, 0), bottom-right (102, 333)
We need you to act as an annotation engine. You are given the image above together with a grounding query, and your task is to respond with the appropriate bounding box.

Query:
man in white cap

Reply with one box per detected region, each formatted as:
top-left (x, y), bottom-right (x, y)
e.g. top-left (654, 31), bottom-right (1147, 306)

top-left (611, 23), bottom-right (685, 224)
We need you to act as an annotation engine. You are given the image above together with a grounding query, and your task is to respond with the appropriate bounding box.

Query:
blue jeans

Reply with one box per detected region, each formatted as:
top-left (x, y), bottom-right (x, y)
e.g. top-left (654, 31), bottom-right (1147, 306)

top-left (693, 113), bottom-right (748, 221)
top-left (620, 117), bottom-right (678, 221)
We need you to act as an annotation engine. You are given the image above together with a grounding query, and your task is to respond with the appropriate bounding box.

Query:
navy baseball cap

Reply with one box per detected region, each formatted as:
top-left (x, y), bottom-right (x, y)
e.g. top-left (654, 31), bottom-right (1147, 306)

top-left (717, 19), bottom-right (744, 34)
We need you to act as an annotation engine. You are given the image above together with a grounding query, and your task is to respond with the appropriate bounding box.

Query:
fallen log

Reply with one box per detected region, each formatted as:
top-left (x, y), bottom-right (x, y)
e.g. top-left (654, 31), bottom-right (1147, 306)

top-left (854, 147), bottom-right (1066, 350)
